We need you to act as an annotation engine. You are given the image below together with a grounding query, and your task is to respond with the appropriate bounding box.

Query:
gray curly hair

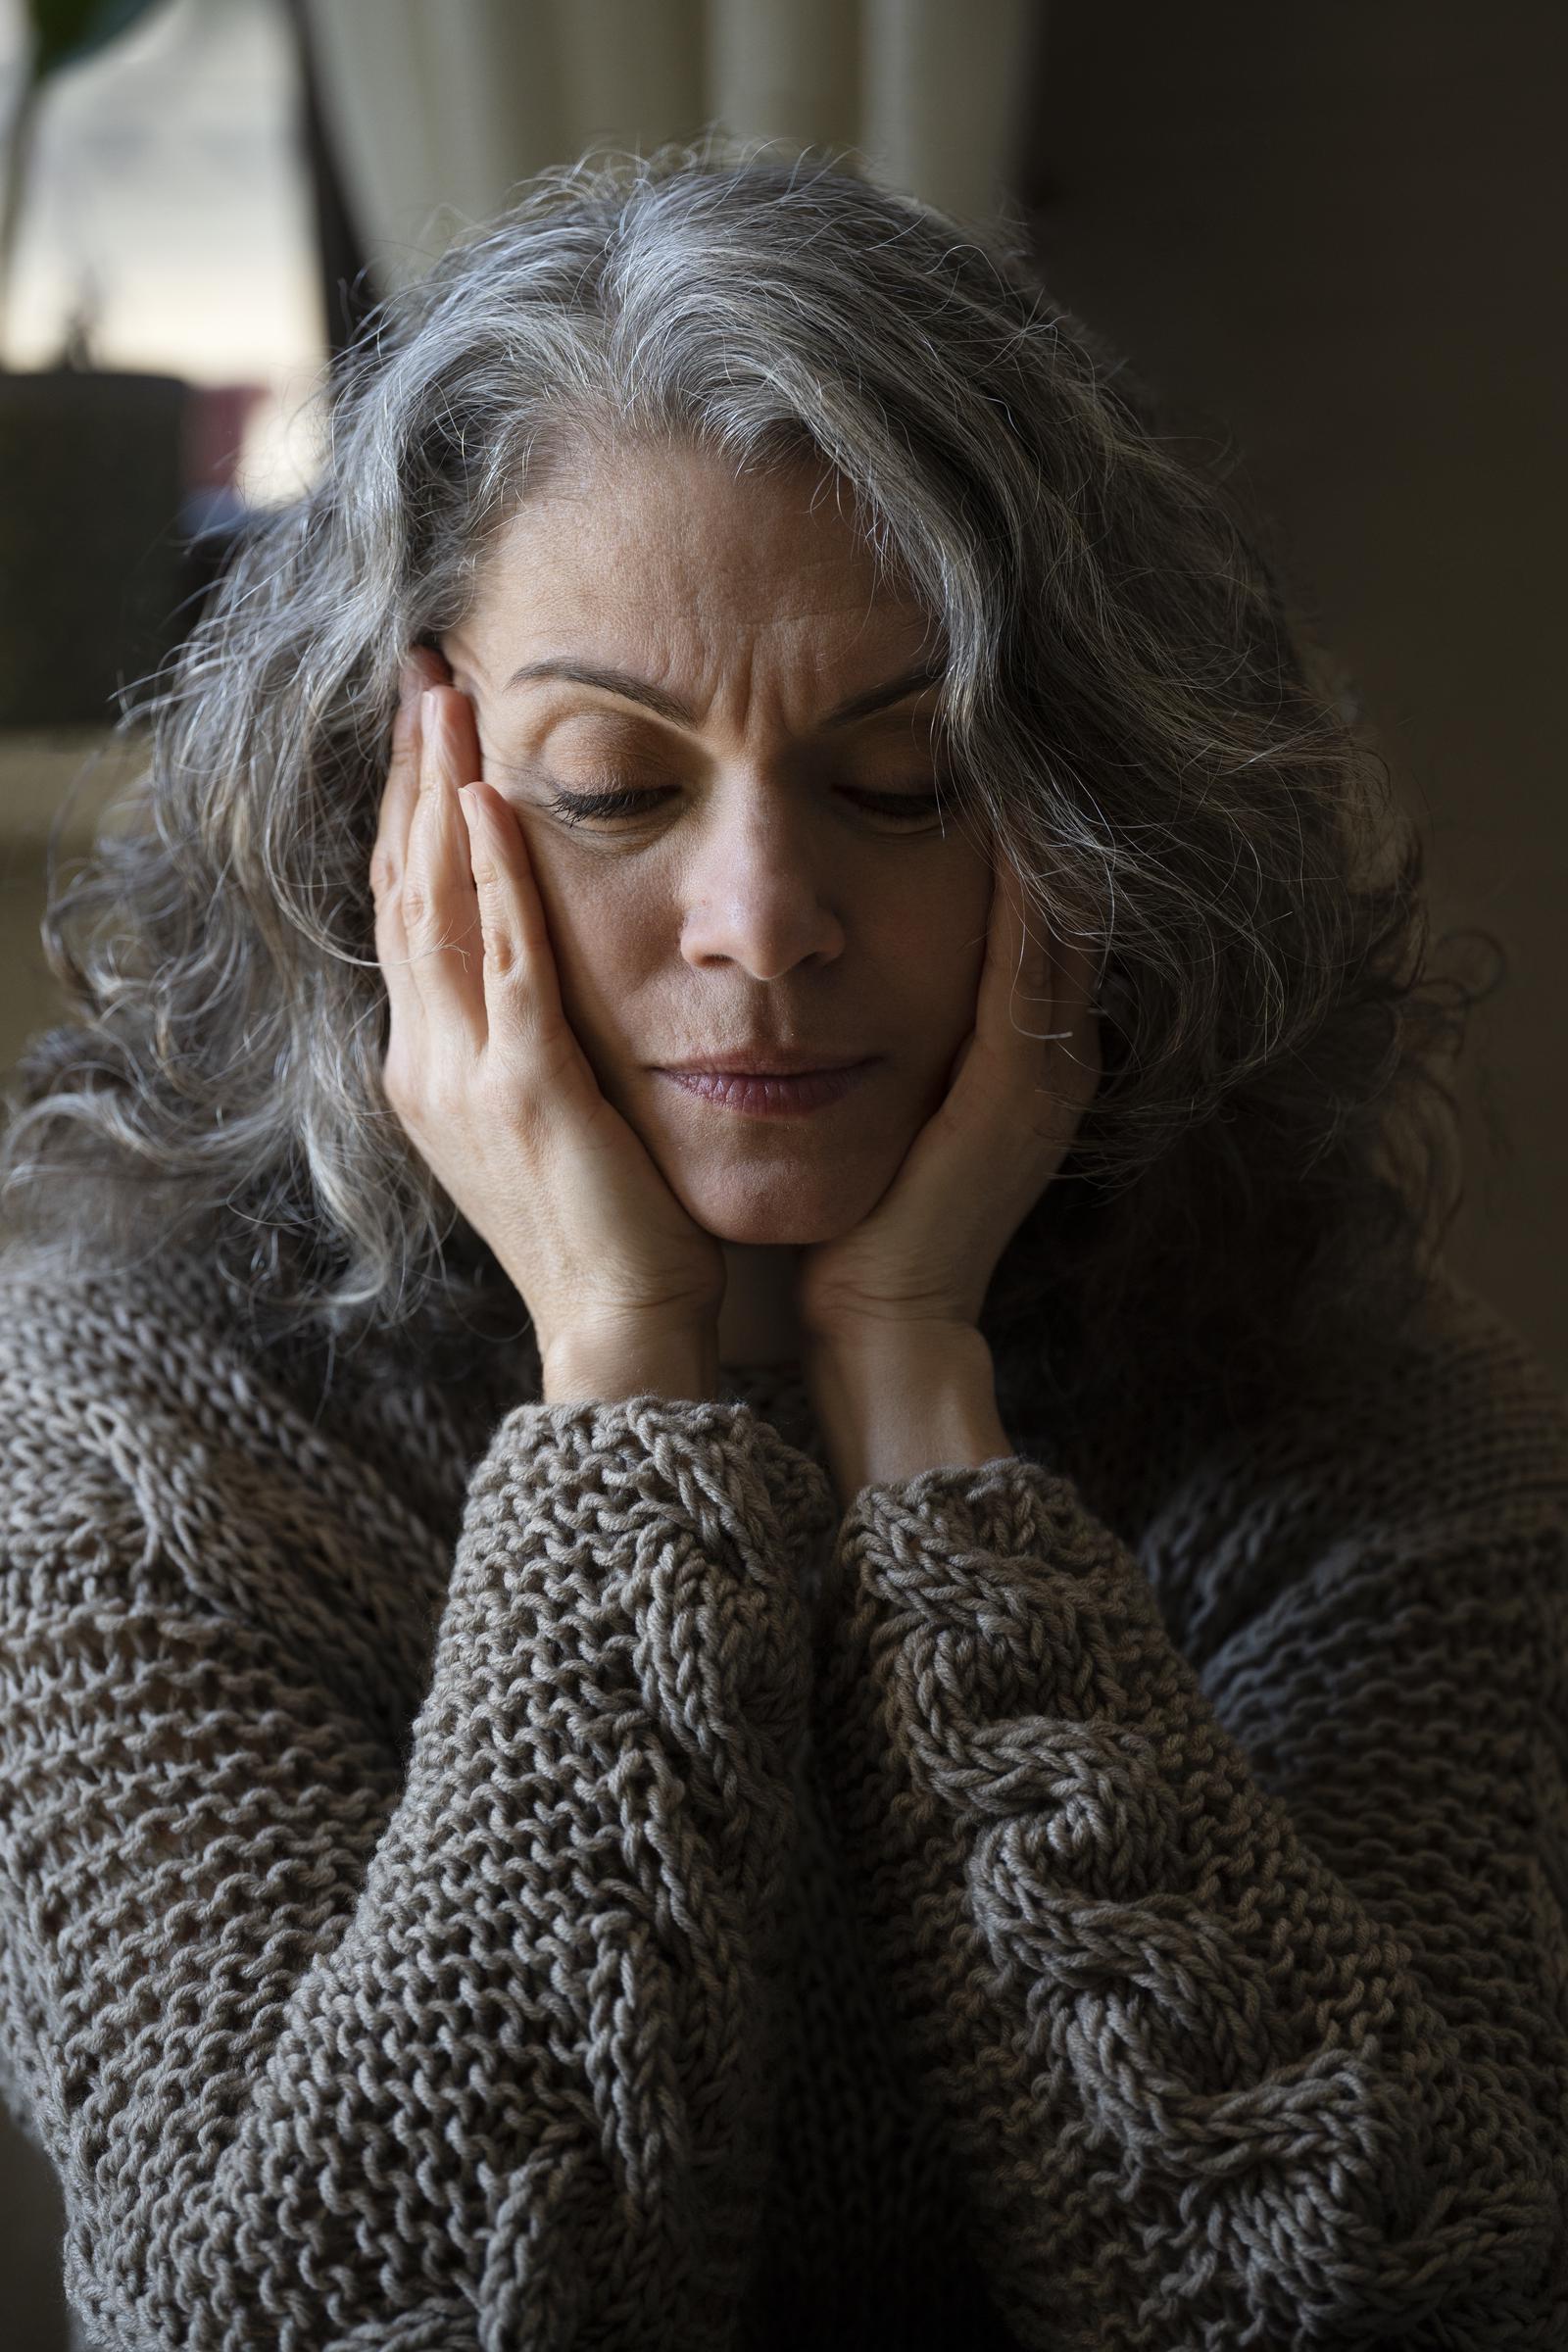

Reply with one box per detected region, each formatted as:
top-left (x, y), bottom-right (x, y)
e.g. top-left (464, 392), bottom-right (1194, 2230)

top-left (0, 131), bottom-right (1505, 1449)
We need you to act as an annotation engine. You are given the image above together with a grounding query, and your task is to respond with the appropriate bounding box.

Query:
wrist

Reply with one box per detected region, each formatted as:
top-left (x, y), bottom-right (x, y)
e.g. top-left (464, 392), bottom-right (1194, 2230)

top-left (801, 1320), bottom-right (1012, 1504)
top-left (541, 1322), bottom-right (721, 1406)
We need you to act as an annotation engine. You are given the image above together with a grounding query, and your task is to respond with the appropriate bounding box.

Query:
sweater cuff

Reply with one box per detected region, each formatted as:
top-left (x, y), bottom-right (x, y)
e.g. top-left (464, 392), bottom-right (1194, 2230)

top-left (475, 1391), bottom-right (843, 1592)
top-left (843, 1453), bottom-right (1086, 1575)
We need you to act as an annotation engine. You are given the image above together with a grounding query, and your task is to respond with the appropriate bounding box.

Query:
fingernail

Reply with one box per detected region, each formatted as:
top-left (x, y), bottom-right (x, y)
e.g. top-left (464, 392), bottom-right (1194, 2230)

top-left (419, 689), bottom-right (441, 736)
top-left (398, 662), bottom-right (422, 709)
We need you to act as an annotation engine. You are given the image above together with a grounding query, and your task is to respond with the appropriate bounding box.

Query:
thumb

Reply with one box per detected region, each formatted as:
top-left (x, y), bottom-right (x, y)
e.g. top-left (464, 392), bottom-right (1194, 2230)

top-left (945, 1029), bottom-right (976, 1093)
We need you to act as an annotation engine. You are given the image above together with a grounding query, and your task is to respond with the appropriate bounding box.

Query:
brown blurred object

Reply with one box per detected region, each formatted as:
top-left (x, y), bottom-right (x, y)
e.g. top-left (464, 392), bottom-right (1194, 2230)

top-left (0, 365), bottom-right (187, 724)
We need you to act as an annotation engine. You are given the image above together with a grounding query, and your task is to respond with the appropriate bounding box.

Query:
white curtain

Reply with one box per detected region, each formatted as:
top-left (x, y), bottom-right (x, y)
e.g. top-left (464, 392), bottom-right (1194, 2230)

top-left (300, 0), bottom-right (1044, 289)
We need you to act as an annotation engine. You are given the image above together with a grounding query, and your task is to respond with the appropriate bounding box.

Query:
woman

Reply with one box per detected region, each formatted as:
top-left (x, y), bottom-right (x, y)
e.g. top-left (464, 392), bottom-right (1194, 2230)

top-left (1, 137), bottom-right (1563, 2352)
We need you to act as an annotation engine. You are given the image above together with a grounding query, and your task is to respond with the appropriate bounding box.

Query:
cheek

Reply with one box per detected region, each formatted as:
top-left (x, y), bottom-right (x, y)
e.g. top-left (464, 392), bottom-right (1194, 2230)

top-left (519, 852), bottom-right (649, 1047)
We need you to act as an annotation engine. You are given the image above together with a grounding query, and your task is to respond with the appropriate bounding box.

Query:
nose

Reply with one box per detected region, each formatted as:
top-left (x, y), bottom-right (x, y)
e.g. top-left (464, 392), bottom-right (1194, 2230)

top-left (675, 789), bottom-right (846, 980)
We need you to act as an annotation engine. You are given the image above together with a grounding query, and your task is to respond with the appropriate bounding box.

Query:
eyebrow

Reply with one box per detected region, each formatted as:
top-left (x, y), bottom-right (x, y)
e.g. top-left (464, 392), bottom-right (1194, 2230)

top-left (502, 656), bottom-right (946, 729)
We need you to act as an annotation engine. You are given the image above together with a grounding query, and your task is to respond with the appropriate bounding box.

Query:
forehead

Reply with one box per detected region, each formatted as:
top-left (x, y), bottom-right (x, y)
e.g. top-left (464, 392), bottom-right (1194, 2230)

top-left (466, 437), bottom-right (934, 654)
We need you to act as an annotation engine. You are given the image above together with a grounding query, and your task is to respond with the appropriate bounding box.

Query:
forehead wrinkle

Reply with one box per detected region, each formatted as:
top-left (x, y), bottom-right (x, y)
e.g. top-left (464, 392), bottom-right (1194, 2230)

top-left (499, 656), bottom-right (945, 735)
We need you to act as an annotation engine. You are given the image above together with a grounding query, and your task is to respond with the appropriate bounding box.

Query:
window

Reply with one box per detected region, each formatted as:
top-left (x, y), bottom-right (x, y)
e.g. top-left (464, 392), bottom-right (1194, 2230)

top-left (0, 0), bottom-right (326, 507)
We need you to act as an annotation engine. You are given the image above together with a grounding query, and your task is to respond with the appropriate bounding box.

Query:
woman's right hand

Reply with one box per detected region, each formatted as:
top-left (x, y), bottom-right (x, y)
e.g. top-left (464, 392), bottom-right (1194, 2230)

top-left (370, 652), bottom-right (729, 1386)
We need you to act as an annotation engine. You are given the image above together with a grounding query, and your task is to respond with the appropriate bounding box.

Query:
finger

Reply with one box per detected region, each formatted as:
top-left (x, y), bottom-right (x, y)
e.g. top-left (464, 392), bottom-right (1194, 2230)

top-left (1052, 928), bottom-right (1100, 1026)
top-left (371, 650), bottom-right (449, 892)
top-left (370, 670), bottom-right (428, 1052)
top-left (938, 864), bottom-right (1029, 1116)
top-left (405, 642), bottom-right (450, 695)
top-left (369, 666), bottom-right (425, 926)
top-left (980, 859), bottom-right (1052, 1054)
top-left (1050, 928), bottom-right (1104, 1099)
top-left (403, 686), bottom-right (486, 1053)
top-left (459, 780), bottom-right (577, 1063)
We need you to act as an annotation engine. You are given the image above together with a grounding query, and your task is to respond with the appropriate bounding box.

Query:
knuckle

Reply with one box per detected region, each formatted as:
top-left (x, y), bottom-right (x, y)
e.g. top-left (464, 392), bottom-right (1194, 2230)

top-left (480, 925), bottom-right (521, 981)
top-left (382, 742), bottom-right (416, 801)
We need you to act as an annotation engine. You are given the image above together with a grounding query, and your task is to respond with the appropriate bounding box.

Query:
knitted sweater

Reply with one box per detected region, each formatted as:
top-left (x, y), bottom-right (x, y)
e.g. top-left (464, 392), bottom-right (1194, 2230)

top-left (0, 1244), bottom-right (1565, 2352)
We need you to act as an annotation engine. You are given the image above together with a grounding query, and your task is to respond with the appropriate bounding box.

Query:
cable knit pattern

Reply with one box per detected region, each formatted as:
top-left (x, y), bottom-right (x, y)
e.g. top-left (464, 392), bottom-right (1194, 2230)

top-left (0, 1256), bottom-right (841, 2352)
top-left (808, 1326), bottom-right (1568, 2349)
top-left (0, 1248), bottom-right (1565, 2350)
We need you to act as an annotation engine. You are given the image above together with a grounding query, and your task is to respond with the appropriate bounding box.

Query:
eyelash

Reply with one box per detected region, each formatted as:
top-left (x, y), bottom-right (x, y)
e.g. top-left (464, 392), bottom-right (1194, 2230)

top-left (541, 784), bottom-right (944, 829)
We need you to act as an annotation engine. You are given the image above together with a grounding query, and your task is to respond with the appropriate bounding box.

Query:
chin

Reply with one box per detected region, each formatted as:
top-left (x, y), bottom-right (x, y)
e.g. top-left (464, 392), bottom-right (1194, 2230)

top-left (705, 1207), bottom-right (838, 1247)
top-left (666, 1160), bottom-right (876, 1247)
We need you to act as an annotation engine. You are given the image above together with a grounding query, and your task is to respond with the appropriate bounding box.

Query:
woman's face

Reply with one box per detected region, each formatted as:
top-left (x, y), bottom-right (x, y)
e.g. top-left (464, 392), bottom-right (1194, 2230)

top-left (440, 436), bottom-right (995, 1250)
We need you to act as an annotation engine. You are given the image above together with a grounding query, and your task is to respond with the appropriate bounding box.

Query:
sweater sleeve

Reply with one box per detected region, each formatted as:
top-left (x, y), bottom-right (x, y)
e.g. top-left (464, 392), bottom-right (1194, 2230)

top-left (0, 1378), bottom-right (839, 2352)
top-left (808, 1446), bottom-right (1568, 2350)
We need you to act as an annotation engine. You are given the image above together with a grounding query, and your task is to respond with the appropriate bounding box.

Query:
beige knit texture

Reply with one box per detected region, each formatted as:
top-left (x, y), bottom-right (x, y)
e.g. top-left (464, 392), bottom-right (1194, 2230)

top-left (1, 1247), bottom-right (1565, 2350)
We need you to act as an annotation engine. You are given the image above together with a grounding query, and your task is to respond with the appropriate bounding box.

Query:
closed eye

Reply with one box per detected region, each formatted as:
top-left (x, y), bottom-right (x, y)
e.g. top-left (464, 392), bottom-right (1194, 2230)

top-left (541, 783), bottom-right (945, 829)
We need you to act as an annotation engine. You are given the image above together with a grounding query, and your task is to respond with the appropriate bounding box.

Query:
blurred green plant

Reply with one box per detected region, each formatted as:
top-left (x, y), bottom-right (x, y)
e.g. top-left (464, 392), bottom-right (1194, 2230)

top-left (0, 0), bottom-right (175, 361)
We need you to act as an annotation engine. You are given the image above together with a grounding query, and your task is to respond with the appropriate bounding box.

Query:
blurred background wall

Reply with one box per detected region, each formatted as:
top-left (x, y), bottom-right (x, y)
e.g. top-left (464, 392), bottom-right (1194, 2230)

top-left (2, 2), bottom-right (1565, 2341)
top-left (298, 0), bottom-right (1039, 290)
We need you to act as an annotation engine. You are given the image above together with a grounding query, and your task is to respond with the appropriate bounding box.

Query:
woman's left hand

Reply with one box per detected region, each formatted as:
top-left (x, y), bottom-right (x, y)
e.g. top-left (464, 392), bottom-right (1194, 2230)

top-left (793, 859), bottom-right (1102, 1347)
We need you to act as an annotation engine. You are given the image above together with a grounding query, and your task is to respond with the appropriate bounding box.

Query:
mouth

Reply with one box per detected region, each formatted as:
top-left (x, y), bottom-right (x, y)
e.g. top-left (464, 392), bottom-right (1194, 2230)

top-left (657, 1054), bottom-right (871, 1076)
top-left (655, 1060), bottom-right (876, 1118)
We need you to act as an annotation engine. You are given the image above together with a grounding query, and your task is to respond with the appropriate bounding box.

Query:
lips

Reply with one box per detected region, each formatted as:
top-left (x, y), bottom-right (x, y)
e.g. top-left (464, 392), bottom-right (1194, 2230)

top-left (660, 1055), bottom-right (868, 1076)
top-left (657, 1062), bottom-right (874, 1116)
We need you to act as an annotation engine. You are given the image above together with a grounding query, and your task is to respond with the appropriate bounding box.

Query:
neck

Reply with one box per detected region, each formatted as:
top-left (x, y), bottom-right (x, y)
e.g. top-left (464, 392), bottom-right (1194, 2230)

top-left (717, 1241), bottom-right (807, 1368)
